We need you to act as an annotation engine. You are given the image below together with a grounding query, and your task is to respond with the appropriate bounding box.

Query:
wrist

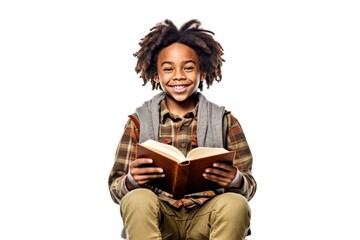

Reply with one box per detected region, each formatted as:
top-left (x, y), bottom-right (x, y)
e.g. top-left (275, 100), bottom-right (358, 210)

top-left (126, 172), bottom-right (140, 190)
top-left (228, 170), bottom-right (243, 188)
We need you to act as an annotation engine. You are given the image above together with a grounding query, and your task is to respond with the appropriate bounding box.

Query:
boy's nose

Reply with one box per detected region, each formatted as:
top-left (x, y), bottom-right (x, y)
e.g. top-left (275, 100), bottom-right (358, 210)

top-left (173, 70), bottom-right (185, 80)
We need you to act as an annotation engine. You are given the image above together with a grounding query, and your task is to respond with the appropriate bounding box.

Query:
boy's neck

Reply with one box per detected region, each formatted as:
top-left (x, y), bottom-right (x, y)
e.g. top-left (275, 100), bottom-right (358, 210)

top-left (164, 93), bottom-right (198, 117)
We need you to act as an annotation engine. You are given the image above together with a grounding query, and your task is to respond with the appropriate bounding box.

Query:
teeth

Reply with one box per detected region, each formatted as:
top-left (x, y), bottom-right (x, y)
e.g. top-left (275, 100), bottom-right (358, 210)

top-left (173, 85), bottom-right (186, 89)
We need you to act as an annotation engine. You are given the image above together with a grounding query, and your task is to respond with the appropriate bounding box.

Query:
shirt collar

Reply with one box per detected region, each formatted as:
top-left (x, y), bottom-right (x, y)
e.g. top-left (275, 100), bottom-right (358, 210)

top-left (159, 100), bottom-right (199, 123)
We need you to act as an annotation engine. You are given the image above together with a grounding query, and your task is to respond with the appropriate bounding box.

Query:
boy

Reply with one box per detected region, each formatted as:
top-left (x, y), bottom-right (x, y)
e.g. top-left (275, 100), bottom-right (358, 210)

top-left (108, 19), bottom-right (256, 240)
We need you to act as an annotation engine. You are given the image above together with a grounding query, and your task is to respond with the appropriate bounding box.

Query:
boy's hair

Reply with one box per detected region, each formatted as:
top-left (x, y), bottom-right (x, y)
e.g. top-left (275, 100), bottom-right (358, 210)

top-left (134, 19), bottom-right (225, 91)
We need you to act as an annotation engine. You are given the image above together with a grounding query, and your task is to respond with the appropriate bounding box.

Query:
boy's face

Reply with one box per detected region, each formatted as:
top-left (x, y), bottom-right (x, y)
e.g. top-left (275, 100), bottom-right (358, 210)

top-left (154, 42), bottom-right (204, 103)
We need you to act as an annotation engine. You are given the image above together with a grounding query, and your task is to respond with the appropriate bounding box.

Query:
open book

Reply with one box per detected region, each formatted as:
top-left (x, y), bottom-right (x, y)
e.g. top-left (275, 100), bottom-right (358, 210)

top-left (136, 139), bottom-right (235, 199)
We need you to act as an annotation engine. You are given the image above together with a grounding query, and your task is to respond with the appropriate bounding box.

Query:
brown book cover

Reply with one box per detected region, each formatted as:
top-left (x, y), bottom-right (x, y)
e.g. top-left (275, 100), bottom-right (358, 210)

top-left (136, 140), bottom-right (236, 199)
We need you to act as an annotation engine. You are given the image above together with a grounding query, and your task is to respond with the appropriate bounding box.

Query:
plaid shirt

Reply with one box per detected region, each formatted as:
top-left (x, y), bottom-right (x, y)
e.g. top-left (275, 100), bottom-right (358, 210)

top-left (108, 100), bottom-right (256, 208)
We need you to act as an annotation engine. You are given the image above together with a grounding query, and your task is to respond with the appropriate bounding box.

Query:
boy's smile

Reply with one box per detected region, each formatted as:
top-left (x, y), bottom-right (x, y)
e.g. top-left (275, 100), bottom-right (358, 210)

top-left (154, 42), bottom-right (205, 114)
top-left (170, 85), bottom-right (188, 93)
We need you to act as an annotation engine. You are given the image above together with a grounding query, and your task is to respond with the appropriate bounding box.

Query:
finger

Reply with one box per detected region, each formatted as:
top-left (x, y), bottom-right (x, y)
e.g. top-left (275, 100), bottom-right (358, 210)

top-left (202, 173), bottom-right (232, 187)
top-left (205, 167), bottom-right (232, 178)
top-left (131, 167), bottom-right (164, 175)
top-left (133, 173), bottom-right (165, 185)
top-left (131, 158), bottom-right (153, 168)
top-left (204, 167), bottom-right (236, 183)
top-left (203, 173), bottom-right (224, 181)
top-left (212, 162), bottom-right (236, 172)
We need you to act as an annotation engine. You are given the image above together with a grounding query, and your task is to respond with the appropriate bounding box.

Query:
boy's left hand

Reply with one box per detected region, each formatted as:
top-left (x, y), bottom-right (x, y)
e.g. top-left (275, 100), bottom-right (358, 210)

top-left (203, 162), bottom-right (239, 188)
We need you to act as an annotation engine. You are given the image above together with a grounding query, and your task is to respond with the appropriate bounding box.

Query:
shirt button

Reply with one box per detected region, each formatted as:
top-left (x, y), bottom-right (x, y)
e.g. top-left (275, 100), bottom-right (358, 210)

top-left (181, 142), bottom-right (187, 148)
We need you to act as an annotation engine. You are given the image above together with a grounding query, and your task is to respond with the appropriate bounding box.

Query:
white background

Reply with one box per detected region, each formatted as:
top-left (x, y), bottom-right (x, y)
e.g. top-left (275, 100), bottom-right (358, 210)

top-left (1, 1), bottom-right (359, 239)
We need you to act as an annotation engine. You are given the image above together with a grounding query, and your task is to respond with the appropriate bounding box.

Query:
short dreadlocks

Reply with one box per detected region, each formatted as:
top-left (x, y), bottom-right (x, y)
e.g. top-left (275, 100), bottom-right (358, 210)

top-left (133, 19), bottom-right (225, 91)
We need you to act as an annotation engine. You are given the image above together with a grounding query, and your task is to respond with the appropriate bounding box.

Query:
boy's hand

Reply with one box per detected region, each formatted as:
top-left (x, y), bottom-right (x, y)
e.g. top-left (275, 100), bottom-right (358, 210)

top-left (126, 158), bottom-right (165, 190)
top-left (203, 162), bottom-right (239, 188)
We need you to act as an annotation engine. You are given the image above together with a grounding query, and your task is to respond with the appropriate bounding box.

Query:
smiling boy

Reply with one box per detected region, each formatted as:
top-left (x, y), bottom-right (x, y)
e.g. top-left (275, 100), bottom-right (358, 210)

top-left (108, 19), bottom-right (257, 240)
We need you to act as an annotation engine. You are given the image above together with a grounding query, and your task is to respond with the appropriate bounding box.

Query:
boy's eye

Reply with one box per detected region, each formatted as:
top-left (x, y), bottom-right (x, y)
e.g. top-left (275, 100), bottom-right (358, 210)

top-left (163, 68), bottom-right (173, 72)
top-left (184, 66), bottom-right (194, 71)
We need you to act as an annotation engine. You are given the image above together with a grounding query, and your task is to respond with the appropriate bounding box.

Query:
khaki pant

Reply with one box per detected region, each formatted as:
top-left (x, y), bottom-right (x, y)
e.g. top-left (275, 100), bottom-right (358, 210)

top-left (120, 189), bottom-right (251, 240)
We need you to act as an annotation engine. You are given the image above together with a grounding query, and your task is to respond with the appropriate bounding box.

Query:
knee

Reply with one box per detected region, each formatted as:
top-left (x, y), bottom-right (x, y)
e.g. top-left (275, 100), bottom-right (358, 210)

top-left (215, 193), bottom-right (250, 219)
top-left (121, 188), bottom-right (158, 211)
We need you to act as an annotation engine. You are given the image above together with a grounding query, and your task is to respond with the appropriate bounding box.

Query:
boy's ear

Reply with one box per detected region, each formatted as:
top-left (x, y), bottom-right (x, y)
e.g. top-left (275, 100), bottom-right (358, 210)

top-left (153, 74), bottom-right (160, 83)
top-left (201, 73), bottom-right (206, 81)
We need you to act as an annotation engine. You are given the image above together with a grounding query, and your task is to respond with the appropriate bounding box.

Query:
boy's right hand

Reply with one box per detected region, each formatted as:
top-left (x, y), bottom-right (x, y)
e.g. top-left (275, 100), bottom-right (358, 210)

top-left (126, 158), bottom-right (164, 190)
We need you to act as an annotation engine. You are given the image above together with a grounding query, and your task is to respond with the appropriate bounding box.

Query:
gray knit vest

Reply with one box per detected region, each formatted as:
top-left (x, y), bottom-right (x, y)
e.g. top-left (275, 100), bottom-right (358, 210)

top-left (135, 92), bottom-right (225, 148)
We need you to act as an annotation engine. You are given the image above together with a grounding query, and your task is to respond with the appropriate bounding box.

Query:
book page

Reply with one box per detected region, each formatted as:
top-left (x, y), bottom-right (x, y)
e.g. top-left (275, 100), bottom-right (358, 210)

top-left (140, 139), bottom-right (186, 162)
top-left (186, 147), bottom-right (229, 160)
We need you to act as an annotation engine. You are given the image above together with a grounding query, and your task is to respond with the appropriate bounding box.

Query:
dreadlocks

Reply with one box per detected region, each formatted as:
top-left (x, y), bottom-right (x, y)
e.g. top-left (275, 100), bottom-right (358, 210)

top-left (133, 19), bottom-right (225, 91)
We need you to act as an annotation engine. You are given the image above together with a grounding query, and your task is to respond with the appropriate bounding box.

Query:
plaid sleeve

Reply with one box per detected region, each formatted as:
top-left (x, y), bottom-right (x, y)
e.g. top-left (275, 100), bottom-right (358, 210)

top-left (108, 116), bottom-right (139, 204)
top-left (225, 113), bottom-right (257, 201)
